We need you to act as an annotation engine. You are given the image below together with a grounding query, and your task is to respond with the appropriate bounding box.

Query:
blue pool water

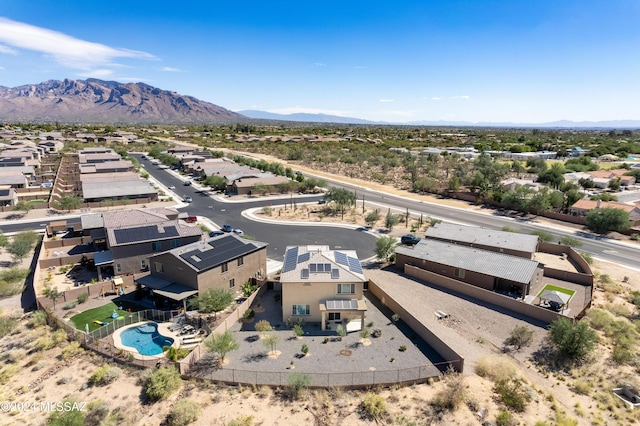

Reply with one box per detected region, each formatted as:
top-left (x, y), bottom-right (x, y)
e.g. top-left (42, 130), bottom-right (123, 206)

top-left (120, 323), bottom-right (174, 356)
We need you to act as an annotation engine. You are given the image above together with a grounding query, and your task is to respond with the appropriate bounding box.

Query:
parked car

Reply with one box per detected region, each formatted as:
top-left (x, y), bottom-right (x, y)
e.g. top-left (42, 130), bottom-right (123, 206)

top-left (184, 196), bottom-right (193, 203)
top-left (233, 229), bottom-right (244, 237)
top-left (401, 234), bottom-right (421, 246)
top-left (183, 180), bottom-right (192, 186)
top-left (209, 230), bottom-right (224, 237)
top-left (185, 216), bottom-right (197, 223)
top-left (168, 185), bottom-right (175, 190)
top-left (221, 224), bottom-right (234, 233)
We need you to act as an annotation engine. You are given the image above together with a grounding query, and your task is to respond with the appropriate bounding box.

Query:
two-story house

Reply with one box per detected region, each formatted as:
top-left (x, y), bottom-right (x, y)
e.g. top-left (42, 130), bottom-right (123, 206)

top-left (279, 245), bottom-right (367, 332)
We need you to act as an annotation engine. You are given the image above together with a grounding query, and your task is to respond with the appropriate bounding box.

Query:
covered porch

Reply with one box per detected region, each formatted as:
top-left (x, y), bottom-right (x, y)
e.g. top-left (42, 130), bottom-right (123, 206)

top-left (134, 275), bottom-right (198, 312)
top-left (319, 299), bottom-right (367, 332)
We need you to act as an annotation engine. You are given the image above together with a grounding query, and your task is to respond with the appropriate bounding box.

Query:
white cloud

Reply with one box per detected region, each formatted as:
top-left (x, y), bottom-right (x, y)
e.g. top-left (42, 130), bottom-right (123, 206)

top-left (451, 95), bottom-right (471, 100)
top-left (78, 69), bottom-right (115, 78)
top-left (431, 97), bottom-right (442, 101)
top-left (160, 66), bottom-right (183, 72)
top-left (0, 44), bottom-right (17, 54)
top-left (0, 17), bottom-right (157, 72)
top-left (312, 62), bottom-right (326, 67)
top-left (379, 99), bottom-right (395, 103)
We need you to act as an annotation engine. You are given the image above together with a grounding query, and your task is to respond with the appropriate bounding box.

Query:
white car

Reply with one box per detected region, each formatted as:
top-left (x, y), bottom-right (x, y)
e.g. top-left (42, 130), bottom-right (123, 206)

top-left (168, 185), bottom-right (175, 190)
top-left (233, 229), bottom-right (244, 237)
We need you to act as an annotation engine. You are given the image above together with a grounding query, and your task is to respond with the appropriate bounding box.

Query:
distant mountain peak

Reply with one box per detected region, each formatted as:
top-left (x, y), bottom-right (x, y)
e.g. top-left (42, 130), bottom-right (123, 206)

top-left (0, 78), bottom-right (247, 124)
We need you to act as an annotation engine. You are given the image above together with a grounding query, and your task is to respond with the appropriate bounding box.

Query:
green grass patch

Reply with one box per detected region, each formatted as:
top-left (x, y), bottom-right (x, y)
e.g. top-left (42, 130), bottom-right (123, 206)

top-left (536, 284), bottom-right (576, 299)
top-left (70, 301), bottom-right (143, 332)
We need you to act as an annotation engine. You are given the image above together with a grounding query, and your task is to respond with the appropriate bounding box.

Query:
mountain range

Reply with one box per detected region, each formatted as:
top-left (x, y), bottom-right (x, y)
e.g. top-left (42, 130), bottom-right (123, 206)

top-left (0, 79), bottom-right (245, 124)
top-left (0, 79), bottom-right (638, 128)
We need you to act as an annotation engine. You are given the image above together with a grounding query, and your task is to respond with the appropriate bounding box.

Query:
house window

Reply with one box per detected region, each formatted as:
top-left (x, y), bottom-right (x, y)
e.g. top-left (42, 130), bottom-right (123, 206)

top-left (328, 312), bottom-right (341, 321)
top-left (140, 259), bottom-right (147, 270)
top-left (155, 262), bottom-right (164, 273)
top-left (237, 256), bottom-right (244, 267)
top-left (292, 305), bottom-right (310, 316)
top-left (171, 239), bottom-right (180, 248)
top-left (337, 283), bottom-right (355, 295)
top-left (229, 278), bottom-right (235, 288)
top-left (115, 264), bottom-right (121, 274)
top-left (454, 268), bottom-right (465, 279)
top-left (152, 241), bottom-right (162, 251)
top-left (221, 262), bottom-right (228, 273)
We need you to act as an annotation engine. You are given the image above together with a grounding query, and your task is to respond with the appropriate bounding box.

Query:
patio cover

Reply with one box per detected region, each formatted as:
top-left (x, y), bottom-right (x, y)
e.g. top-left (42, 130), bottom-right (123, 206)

top-left (93, 250), bottom-right (113, 266)
top-left (134, 274), bottom-right (173, 290)
top-left (539, 289), bottom-right (571, 305)
top-left (153, 283), bottom-right (198, 301)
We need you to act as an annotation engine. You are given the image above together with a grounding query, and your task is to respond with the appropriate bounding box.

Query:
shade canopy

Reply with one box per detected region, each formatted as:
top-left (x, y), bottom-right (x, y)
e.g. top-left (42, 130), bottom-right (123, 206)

top-left (539, 289), bottom-right (571, 305)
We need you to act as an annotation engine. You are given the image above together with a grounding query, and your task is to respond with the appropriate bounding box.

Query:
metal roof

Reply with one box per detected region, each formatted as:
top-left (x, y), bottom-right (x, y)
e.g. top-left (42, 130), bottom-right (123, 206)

top-left (425, 223), bottom-right (539, 254)
top-left (396, 239), bottom-right (539, 285)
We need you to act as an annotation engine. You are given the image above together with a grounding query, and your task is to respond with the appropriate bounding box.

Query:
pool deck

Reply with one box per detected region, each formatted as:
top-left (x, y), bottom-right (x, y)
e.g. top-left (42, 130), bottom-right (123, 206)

top-left (112, 321), bottom-right (180, 360)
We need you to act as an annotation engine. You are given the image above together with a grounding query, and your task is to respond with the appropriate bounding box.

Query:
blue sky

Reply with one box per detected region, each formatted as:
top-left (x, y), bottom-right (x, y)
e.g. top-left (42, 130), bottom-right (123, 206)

top-left (0, 1), bottom-right (639, 123)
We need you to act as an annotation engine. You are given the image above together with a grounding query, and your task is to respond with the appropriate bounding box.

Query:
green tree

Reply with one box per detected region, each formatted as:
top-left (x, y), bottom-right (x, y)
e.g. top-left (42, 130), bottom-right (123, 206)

top-left (325, 187), bottom-right (356, 219)
top-left (205, 330), bottom-right (239, 363)
top-left (506, 325), bottom-right (534, 350)
top-left (55, 195), bottom-right (83, 212)
top-left (530, 230), bottom-right (554, 243)
top-left (263, 333), bottom-right (279, 354)
top-left (193, 288), bottom-right (234, 318)
top-left (13, 200), bottom-right (33, 215)
top-left (559, 236), bottom-right (582, 248)
top-left (43, 287), bottom-right (62, 310)
top-left (384, 211), bottom-right (399, 231)
top-left (204, 175), bottom-right (227, 191)
top-left (47, 398), bottom-right (85, 426)
top-left (364, 210), bottom-right (380, 228)
top-left (585, 207), bottom-right (631, 234)
top-left (375, 235), bottom-right (397, 262)
top-left (536, 162), bottom-right (565, 189)
top-left (549, 317), bottom-right (597, 361)
top-left (7, 238), bottom-right (32, 263)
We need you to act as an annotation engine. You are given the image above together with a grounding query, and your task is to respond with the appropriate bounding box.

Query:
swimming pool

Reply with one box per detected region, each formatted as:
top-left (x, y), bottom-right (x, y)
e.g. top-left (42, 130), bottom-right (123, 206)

top-left (119, 322), bottom-right (174, 356)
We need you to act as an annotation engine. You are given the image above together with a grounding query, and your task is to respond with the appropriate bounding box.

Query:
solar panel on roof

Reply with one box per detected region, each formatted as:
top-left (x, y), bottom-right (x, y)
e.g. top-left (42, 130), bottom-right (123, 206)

top-left (334, 251), bottom-right (348, 266)
top-left (113, 225), bottom-right (180, 245)
top-left (347, 256), bottom-right (363, 274)
top-left (297, 252), bottom-right (310, 263)
top-left (301, 269), bottom-right (309, 279)
top-left (282, 247), bottom-right (299, 273)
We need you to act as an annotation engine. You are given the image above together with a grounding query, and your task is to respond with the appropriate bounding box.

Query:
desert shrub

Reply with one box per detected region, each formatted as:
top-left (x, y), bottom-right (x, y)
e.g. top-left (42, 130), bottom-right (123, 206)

top-left (84, 399), bottom-right (110, 426)
top-left (475, 355), bottom-right (516, 382)
top-left (47, 398), bottom-right (86, 426)
top-left (549, 317), bottom-right (597, 361)
top-left (34, 335), bottom-right (56, 351)
top-left (27, 310), bottom-right (47, 329)
top-left (0, 316), bottom-right (18, 338)
top-left (285, 316), bottom-right (305, 328)
top-left (8, 349), bottom-right (26, 363)
top-left (612, 345), bottom-right (635, 365)
top-left (572, 379), bottom-right (592, 396)
top-left (506, 325), bottom-right (534, 350)
top-left (64, 300), bottom-right (78, 310)
top-left (287, 372), bottom-right (311, 400)
top-left (145, 367), bottom-right (182, 401)
top-left (243, 308), bottom-right (254, 320)
top-left (360, 327), bottom-right (370, 339)
top-left (496, 411), bottom-right (517, 426)
top-left (630, 291), bottom-right (640, 308)
top-left (371, 329), bottom-right (382, 338)
top-left (77, 293), bottom-right (89, 304)
top-left (431, 373), bottom-right (466, 414)
top-left (60, 341), bottom-right (83, 359)
top-left (494, 377), bottom-right (531, 412)
top-left (254, 320), bottom-right (272, 333)
top-left (136, 368), bottom-right (155, 386)
top-left (598, 275), bottom-right (623, 294)
top-left (89, 365), bottom-right (121, 386)
top-left (228, 415), bottom-right (254, 426)
top-left (167, 399), bottom-right (200, 426)
top-left (579, 251), bottom-right (593, 265)
top-left (362, 393), bottom-right (386, 421)
top-left (587, 309), bottom-right (614, 331)
top-left (301, 343), bottom-right (309, 355)
top-left (399, 345), bottom-right (407, 352)
top-left (0, 365), bottom-right (18, 385)
top-left (604, 303), bottom-right (632, 318)
top-left (52, 328), bottom-right (68, 345)
top-left (293, 324), bottom-right (304, 337)
top-left (165, 346), bottom-right (191, 362)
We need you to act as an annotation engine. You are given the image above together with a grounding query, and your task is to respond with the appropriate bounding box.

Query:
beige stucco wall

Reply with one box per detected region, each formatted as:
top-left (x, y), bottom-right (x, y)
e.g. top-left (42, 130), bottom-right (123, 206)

top-left (282, 280), bottom-right (364, 323)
